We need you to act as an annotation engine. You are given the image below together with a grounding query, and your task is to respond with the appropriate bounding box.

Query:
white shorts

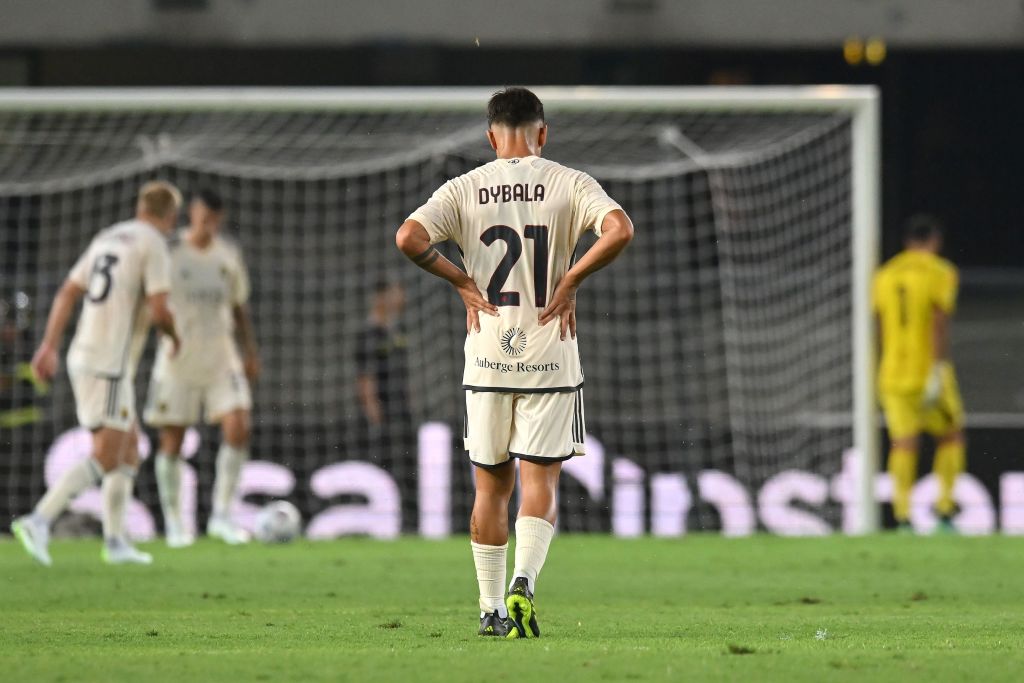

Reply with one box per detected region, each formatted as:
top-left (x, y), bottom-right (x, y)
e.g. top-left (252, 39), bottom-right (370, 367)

top-left (464, 389), bottom-right (585, 468)
top-left (69, 369), bottom-right (136, 432)
top-left (144, 370), bottom-right (252, 427)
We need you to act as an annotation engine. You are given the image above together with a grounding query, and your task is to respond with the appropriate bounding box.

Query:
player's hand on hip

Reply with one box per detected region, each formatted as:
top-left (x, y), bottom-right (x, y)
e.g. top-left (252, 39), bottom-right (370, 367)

top-left (30, 343), bottom-right (59, 382)
top-left (456, 281), bottom-right (498, 333)
top-left (167, 331), bottom-right (182, 358)
top-left (540, 281), bottom-right (578, 340)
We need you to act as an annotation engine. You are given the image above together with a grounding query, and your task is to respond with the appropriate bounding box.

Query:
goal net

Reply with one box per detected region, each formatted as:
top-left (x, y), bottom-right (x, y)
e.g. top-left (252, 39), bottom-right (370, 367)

top-left (0, 87), bottom-right (879, 538)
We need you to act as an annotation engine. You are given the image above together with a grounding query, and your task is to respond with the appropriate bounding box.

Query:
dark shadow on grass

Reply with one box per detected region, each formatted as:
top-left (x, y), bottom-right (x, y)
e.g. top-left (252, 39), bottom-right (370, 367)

top-left (727, 644), bottom-right (756, 655)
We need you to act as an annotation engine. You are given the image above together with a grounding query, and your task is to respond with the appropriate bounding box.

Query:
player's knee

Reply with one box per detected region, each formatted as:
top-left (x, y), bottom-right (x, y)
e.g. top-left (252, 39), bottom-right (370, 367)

top-left (891, 436), bottom-right (919, 453)
top-left (225, 426), bottom-right (249, 449)
top-left (93, 427), bottom-right (138, 470)
top-left (159, 428), bottom-right (186, 456)
top-left (222, 411), bottom-right (251, 448)
top-left (938, 430), bottom-right (965, 446)
top-left (473, 460), bottom-right (516, 499)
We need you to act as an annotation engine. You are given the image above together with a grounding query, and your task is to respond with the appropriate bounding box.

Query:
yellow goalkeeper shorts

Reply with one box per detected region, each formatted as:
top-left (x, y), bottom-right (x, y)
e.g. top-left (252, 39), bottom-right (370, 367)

top-left (880, 365), bottom-right (964, 440)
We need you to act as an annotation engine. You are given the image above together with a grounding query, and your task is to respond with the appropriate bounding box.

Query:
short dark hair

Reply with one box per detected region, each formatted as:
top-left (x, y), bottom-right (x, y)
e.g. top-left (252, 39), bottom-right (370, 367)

top-left (487, 87), bottom-right (545, 128)
top-left (374, 278), bottom-right (401, 295)
top-left (194, 188), bottom-right (225, 212)
top-left (904, 213), bottom-right (943, 242)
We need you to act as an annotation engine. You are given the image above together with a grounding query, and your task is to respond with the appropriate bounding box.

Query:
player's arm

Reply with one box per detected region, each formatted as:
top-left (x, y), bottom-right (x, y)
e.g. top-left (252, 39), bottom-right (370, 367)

top-left (540, 209), bottom-right (634, 340)
top-left (871, 275), bottom-right (884, 359)
top-left (233, 304), bottom-right (261, 382)
top-left (932, 267), bottom-right (956, 362)
top-left (933, 307), bottom-right (950, 362)
top-left (143, 234), bottom-right (180, 354)
top-left (356, 374), bottom-right (383, 426)
top-left (30, 279), bottom-right (85, 382)
top-left (924, 267), bottom-right (958, 403)
top-left (354, 330), bottom-right (383, 426)
top-left (146, 292), bottom-right (180, 355)
top-left (395, 220), bottom-right (497, 333)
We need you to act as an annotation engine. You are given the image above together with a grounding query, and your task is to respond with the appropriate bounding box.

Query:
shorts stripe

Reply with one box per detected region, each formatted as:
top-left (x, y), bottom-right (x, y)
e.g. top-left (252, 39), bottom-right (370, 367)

top-left (463, 391), bottom-right (469, 439)
top-left (573, 390), bottom-right (583, 443)
top-left (105, 378), bottom-right (118, 418)
top-left (572, 392), bottom-right (578, 442)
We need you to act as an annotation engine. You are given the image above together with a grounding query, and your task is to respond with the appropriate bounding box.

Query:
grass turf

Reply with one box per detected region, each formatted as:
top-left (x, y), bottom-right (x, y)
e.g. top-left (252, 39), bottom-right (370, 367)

top-left (2, 534), bottom-right (1023, 682)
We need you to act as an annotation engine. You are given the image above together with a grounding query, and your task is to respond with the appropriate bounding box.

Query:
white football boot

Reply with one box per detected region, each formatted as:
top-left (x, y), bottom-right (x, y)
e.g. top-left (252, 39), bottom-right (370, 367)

top-left (11, 515), bottom-right (52, 567)
top-left (102, 538), bottom-right (154, 565)
top-left (207, 516), bottom-right (251, 545)
top-left (164, 518), bottom-right (195, 549)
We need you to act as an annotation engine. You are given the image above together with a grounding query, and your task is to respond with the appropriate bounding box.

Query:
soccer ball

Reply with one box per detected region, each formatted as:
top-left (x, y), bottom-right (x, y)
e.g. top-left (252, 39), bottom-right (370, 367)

top-left (254, 500), bottom-right (303, 544)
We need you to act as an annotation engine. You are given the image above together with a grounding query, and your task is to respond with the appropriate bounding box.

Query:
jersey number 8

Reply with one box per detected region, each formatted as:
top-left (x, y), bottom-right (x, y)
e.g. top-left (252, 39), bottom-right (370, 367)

top-left (86, 253), bottom-right (120, 304)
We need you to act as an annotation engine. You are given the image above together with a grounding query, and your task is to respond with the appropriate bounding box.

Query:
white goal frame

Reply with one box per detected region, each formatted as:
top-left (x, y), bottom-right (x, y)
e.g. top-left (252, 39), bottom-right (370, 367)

top-left (0, 85), bottom-right (881, 533)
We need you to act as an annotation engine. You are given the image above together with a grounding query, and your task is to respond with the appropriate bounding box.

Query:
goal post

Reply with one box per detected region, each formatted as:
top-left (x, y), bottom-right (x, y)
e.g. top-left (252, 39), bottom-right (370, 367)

top-left (0, 86), bottom-right (880, 536)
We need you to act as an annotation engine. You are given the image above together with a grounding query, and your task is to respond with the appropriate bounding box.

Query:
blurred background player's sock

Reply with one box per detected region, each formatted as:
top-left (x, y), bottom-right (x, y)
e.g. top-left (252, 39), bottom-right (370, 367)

top-left (35, 456), bottom-right (103, 525)
top-left (471, 541), bottom-right (508, 616)
top-left (101, 465), bottom-right (136, 541)
top-left (155, 452), bottom-right (183, 529)
top-left (511, 517), bottom-right (554, 595)
top-left (934, 439), bottom-right (965, 517)
top-left (888, 446), bottom-right (917, 524)
top-left (212, 444), bottom-right (248, 520)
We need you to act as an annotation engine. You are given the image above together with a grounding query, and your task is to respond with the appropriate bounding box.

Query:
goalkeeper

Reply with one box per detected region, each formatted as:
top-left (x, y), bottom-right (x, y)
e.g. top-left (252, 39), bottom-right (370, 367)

top-left (873, 215), bottom-right (965, 532)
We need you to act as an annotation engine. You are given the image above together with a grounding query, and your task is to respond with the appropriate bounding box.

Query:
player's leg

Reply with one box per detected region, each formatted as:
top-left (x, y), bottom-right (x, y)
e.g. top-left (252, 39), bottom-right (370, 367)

top-left (154, 426), bottom-right (192, 547)
top-left (206, 371), bottom-right (254, 544)
top-left (12, 371), bottom-right (111, 565)
top-left (208, 408), bottom-right (252, 543)
top-left (505, 390), bottom-right (579, 638)
top-left (882, 392), bottom-right (922, 531)
top-left (12, 450), bottom-right (103, 567)
top-left (465, 390), bottom-right (515, 636)
top-left (926, 367), bottom-right (966, 532)
top-left (933, 430), bottom-right (965, 530)
top-left (90, 375), bottom-right (152, 564)
top-left (145, 374), bottom-right (200, 547)
top-left (89, 426), bottom-right (150, 564)
top-left (471, 459), bottom-right (517, 634)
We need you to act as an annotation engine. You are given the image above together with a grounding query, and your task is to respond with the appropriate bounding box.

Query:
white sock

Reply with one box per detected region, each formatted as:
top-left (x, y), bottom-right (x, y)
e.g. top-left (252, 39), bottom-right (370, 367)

top-left (511, 517), bottom-right (555, 595)
top-left (154, 452), bottom-right (183, 530)
top-left (101, 465), bottom-right (136, 542)
top-left (34, 457), bottom-right (103, 525)
top-left (212, 443), bottom-right (248, 519)
top-left (471, 541), bottom-right (508, 616)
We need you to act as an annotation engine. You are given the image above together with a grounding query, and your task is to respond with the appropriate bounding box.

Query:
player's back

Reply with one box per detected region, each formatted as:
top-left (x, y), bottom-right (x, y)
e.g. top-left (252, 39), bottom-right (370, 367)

top-left (67, 219), bottom-right (169, 378)
top-left (411, 155), bottom-right (621, 392)
top-left (873, 250), bottom-right (958, 394)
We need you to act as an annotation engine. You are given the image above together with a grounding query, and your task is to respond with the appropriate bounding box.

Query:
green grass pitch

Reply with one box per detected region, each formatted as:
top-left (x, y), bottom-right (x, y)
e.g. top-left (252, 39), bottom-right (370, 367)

top-left (2, 534), bottom-right (1023, 682)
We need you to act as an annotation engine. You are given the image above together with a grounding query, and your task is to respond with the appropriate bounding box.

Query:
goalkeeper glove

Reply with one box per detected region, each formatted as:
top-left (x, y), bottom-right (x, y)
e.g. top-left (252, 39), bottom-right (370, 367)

top-left (923, 361), bottom-right (950, 407)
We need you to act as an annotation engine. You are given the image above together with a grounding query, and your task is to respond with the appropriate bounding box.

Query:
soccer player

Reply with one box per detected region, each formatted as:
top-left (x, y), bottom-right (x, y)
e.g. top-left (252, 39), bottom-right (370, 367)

top-left (355, 280), bottom-right (416, 530)
top-left (144, 189), bottom-right (260, 547)
top-left (11, 181), bottom-right (182, 566)
top-left (396, 87), bottom-right (633, 638)
top-left (873, 215), bottom-right (965, 533)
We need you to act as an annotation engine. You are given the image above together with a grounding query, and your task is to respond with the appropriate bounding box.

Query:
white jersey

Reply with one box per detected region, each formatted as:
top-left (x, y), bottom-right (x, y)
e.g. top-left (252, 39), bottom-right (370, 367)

top-left (152, 231), bottom-right (250, 385)
top-left (409, 155), bottom-right (621, 392)
top-left (66, 219), bottom-right (171, 378)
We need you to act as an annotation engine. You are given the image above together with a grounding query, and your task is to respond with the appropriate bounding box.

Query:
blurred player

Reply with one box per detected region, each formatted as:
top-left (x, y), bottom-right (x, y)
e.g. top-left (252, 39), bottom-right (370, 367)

top-left (355, 279), bottom-right (416, 530)
top-left (873, 215), bottom-right (965, 533)
top-left (144, 189), bottom-right (260, 547)
top-left (11, 181), bottom-right (181, 566)
top-left (396, 87), bottom-right (633, 637)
